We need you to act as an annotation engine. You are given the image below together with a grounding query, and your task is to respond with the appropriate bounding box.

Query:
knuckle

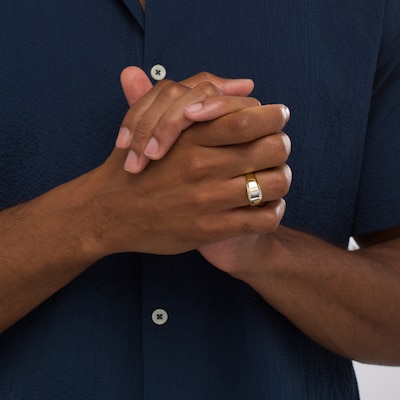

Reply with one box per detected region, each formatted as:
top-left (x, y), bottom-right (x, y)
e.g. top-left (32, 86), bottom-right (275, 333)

top-left (249, 97), bottom-right (262, 107)
top-left (195, 81), bottom-right (221, 97)
top-left (236, 141), bottom-right (253, 160)
top-left (156, 113), bottom-right (173, 134)
top-left (158, 80), bottom-right (187, 98)
top-left (153, 79), bottom-right (171, 91)
top-left (226, 112), bottom-right (251, 138)
top-left (271, 165), bottom-right (292, 197)
top-left (263, 133), bottom-right (291, 164)
top-left (190, 187), bottom-right (209, 209)
top-left (180, 156), bottom-right (209, 183)
top-left (195, 71), bottom-right (216, 83)
top-left (264, 207), bottom-right (283, 232)
top-left (154, 78), bottom-right (173, 89)
top-left (132, 119), bottom-right (153, 144)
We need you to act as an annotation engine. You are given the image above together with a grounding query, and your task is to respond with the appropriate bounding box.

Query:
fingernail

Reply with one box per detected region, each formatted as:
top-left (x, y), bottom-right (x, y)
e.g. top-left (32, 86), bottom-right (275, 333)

top-left (144, 137), bottom-right (159, 158)
top-left (282, 106), bottom-right (290, 123)
top-left (234, 78), bottom-right (254, 85)
top-left (184, 102), bottom-right (204, 114)
top-left (115, 127), bottom-right (131, 148)
top-left (124, 150), bottom-right (138, 173)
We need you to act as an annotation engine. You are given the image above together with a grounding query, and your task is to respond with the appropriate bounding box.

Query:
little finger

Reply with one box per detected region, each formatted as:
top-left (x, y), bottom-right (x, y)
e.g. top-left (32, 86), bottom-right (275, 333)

top-left (203, 199), bottom-right (287, 240)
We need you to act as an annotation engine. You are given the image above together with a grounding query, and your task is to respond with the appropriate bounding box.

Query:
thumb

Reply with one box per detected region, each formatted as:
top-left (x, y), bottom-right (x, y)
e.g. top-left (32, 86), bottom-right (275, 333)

top-left (120, 66), bottom-right (153, 106)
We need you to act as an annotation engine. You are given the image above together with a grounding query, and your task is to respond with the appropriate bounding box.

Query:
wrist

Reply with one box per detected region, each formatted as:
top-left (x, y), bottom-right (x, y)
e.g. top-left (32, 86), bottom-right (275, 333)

top-left (35, 170), bottom-right (112, 263)
top-left (232, 227), bottom-right (295, 288)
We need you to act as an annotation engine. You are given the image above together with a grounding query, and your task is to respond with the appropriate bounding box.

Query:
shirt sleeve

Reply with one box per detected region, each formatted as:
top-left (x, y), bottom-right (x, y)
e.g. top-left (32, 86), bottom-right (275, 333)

top-left (352, 0), bottom-right (400, 237)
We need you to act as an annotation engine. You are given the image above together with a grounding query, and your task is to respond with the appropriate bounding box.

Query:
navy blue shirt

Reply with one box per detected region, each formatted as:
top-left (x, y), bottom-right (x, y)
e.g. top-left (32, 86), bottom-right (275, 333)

top-left (1, 1), bottom-right (400, 398)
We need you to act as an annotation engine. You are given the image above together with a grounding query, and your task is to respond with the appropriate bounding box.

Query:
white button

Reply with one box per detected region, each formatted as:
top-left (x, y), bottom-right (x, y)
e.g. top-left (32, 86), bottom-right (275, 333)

top-left (152, 308), bottom-right (168, 325)
top-left (150, 64), bottom-right (167, 81)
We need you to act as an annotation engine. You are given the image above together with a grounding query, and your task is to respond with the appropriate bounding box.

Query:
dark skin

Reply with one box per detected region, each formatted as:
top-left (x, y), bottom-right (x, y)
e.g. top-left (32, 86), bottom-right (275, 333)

top-left (134, 0), bottom-right (400, 361)
top-left (0, 66), bottom-right (399, 367)
top-left (117, 67), bottom-right (400, 366)
top-left (355, 226), bottom-right (400, 247)
top-left (0, 72), bottom-right (289, 332)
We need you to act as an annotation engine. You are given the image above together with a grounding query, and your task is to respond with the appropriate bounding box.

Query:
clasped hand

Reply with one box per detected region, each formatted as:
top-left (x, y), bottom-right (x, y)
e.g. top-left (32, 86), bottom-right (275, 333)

top-left (90, 67), bottom-right (292, 274)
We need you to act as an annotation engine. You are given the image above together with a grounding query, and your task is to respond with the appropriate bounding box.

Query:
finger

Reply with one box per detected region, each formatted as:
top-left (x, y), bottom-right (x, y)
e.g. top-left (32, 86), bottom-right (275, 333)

top-left (140, 81), bottom-right (222, 160)
top-left (122, 81), bottom-right (191, 173)
top-left (116, 81), bottom-right (173, 150)
top-left (182, 132), bottom-right (291, 184)
top-left (120, 66), bottom-right (153, 106)
top-left (116, 80), bottom-right (191, 173)
top-left (180, 71), bottom-right (254, 97)
top-left (227, 199), bottom-right (286, 236)
top-left (117, 70), bottom-right (254, 151)
top-left (120, 68), bottom-right (253, 108)
top-left (116, 79), bottom-right (188, 148)
top-left (198, 199), bottom-right (286, 242)
top-left (237, 166), bottom-right (292, 207)
top-left (197, 165), bottom-right (291, 212)
top-left (232, 132), bottom-right (292, 176)
top-left (146, 92), bottom-right (261, 161)
top-left (189, 104), bottom-right (290, 147)
top-left (184, 95), bottom-right (260, 122)
top-left (118, 71), bottom-right (257, 173)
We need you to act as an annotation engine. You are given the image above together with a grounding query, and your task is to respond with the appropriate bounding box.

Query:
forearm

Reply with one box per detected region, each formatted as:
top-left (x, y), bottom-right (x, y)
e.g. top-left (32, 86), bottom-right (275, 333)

top-left (239, 226), bottom-right (400, 365)
top-left (0, 84), bottom-right (291, 332)
top-left (0, 174), bottom-right (103, 332)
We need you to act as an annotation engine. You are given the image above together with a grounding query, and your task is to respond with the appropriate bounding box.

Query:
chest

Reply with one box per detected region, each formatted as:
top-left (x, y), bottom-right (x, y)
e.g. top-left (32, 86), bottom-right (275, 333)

top-left (0, 0), bottom-right (383, 243)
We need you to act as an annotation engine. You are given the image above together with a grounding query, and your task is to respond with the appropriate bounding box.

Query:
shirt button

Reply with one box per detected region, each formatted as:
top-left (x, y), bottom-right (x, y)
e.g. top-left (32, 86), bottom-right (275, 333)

top-left (152, 308), bottom-right (169, 326)
top-left (150, 64), bottom-right (167, 81)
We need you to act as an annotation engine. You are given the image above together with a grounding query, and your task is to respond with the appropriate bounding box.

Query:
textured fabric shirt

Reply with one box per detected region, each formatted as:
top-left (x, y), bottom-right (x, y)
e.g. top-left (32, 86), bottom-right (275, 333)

top-left (1, 0), bottom-right (400, 399)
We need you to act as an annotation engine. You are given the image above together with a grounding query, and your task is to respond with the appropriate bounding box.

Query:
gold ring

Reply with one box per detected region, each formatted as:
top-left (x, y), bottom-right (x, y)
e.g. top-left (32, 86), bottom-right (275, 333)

top-left (245, 172), bottom-right (263, 206)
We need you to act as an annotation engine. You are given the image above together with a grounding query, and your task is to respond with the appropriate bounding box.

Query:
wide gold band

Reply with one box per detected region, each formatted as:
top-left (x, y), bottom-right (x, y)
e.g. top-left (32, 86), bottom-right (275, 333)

top-left (245, 172), bottom-right (263, 206)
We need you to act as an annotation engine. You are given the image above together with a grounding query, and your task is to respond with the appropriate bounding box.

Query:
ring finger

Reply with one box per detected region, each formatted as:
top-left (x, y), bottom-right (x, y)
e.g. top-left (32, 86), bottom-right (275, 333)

top-left (204, 165), bottom-right (292, 211)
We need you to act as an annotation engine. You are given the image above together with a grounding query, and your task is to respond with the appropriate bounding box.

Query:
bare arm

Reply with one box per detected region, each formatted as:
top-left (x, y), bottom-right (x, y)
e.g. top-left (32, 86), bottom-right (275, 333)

top-left (0, 91), bottom-right (289, 332)
top-left (0, 72), bottom-right (256, 332)
top-left (118, 68), bottom-right (400, 366)
top-left (199, 226), bottom-right (400, 365)
top-left (0, 174), bottom-right (102, 332)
